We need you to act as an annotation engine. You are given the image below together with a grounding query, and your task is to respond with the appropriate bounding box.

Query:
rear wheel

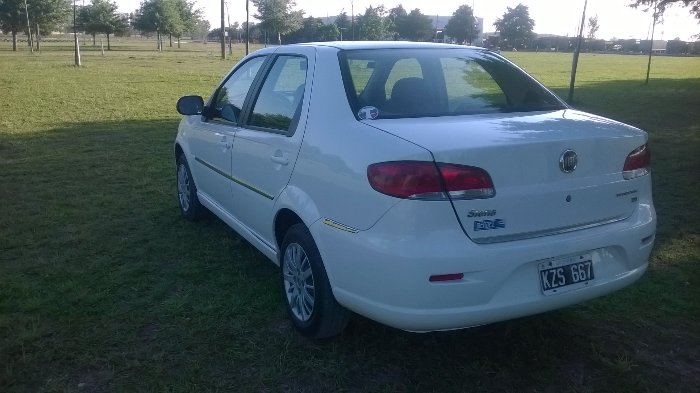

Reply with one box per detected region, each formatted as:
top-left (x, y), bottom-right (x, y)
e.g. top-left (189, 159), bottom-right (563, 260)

top-left (280, 224), bottom-right (350, 338)
top-left (176, 154), bottom-right (204, 220)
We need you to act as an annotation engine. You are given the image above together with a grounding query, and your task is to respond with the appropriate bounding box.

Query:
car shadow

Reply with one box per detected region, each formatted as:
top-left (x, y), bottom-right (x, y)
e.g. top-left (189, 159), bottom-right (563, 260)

top-left (1, 100), bottom-right (697, 391)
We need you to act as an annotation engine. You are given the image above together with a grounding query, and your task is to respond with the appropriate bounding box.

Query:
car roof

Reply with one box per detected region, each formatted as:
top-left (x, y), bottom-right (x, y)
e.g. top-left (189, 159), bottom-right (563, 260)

top-left (290, 41), bottom-right (485, 51)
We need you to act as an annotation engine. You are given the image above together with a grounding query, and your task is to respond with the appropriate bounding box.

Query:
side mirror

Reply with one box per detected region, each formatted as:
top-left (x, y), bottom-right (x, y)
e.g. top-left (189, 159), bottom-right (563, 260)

top-left (176, 95), bottom-right (204, 116)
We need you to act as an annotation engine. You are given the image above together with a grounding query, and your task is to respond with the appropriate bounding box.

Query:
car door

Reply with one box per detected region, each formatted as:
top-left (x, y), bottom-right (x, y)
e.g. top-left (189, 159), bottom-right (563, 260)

top-left (229, 47), bottom-right (315, 247)
top-left (188, 55), bottom-right (267, 213)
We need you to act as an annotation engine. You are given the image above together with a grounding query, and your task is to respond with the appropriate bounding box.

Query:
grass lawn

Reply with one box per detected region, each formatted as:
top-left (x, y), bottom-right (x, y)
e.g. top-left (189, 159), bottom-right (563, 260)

top-left (1, 40), bottom-right (699, 392)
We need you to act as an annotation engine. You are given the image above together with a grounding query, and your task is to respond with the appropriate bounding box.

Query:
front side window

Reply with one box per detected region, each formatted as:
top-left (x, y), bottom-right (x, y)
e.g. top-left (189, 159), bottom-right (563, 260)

top-left (212, 56), bottom-right (266, 123)
top-left (248, 55), bottom-right (307, 133)
top-left (339, 48), bottom-right (565, 119)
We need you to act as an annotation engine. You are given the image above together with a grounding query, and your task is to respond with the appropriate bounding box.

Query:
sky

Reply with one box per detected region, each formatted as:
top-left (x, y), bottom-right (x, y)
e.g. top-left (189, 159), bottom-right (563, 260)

top-left (116, 0), bottom-right (699, 41)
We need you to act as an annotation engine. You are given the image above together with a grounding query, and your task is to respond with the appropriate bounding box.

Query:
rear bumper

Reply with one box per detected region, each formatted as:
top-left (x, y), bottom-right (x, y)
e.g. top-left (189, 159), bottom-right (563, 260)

top-left (311, 199), bottom-right (655, 332)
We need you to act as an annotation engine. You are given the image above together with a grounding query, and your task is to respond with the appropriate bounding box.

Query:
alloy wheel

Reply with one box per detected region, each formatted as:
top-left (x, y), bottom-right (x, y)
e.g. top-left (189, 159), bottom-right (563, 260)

top-left (177, 163), bottom-right (191, 212)
top-left (283, 243), bottom-right (315, 322)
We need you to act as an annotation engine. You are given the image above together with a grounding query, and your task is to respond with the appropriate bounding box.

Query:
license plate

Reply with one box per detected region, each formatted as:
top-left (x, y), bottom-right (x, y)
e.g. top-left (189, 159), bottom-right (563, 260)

top-left (538, 254), bottom-right (594, 295)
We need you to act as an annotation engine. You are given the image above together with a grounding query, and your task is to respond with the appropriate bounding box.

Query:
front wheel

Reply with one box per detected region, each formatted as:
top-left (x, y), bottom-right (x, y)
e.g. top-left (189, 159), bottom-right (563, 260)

top-left (176, 153), bottom-right (204, 220)
top-left (280, 224), bottom-right (350, 338)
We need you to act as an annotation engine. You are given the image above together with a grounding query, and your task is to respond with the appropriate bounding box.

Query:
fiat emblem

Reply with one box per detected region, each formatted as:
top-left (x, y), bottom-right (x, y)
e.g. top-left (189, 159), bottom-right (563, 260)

top-left (559, 150), bottom-right (578, 173)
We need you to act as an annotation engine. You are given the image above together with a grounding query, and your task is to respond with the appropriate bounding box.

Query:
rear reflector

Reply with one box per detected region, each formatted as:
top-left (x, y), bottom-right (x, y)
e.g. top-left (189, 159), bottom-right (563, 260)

top-left (623, 144), bottom-right (650, 180)
top-left (429, 273), bottom-right (464, 282)
top-left (367, 161), bottom-right (494, 200)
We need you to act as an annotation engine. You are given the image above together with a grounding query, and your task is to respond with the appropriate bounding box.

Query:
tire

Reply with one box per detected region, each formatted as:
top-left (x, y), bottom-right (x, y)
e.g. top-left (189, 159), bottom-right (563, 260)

top-left (280, 224), bottom-right (350, 338)
top-left (176, 153), bottom-right (204, 221)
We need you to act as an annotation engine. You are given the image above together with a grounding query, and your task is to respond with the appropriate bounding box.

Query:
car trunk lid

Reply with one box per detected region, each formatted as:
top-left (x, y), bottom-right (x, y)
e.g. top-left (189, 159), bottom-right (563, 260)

top-left (365, 109), bottom-right (648, 243)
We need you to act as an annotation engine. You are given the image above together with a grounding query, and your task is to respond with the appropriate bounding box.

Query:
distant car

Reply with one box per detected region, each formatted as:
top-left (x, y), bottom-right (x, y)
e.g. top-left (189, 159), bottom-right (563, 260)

top-left (174, 42), bottom-right (656, 338)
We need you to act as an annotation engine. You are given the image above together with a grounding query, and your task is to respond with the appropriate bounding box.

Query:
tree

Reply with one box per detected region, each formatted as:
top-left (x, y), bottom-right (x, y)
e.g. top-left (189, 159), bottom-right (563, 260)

top-left (133, 0), bottom-right (181, 51)
top-left (631, 0), bottom-right (700, 20)
top-left (28, 0), bottom-right (70, 49)
top-left (445, 5), bottom-right (479, 44)
top-left (170, 0), bottom-right (200, 48)
top-left (194, 17), bottom-right (209, 42)
top-left (208, 25), bottom-right (237, 41)
top-left (285, 16), bottom-right (321, 42)
top-left (494, 4), bottom-right (535, 50)
top-left (0, 0), bottom-right (69, 51)
top-left (334, 10), bottom-right (349, 39)
top-left (587, 15), bottom-right (599, 39)
top-left (77, 0), bottom-right (127, 50)
top-left (0, 0), bottom-right (26, 51)
top-left (286, 17), bottom-right (340, 43)
top-left (240, 21), bottom-right (262, 43)
top-left (317, 23), bottom-right (339, 41)
top-left (390, 5), bottom-right (434, 41)
top-left (78, 5), bottom-right (100, 45)
top-left (252, 0), bottom-right (303, 45)
top-left (358, 5), bottom-right (391, 40)
top-left (334, 11), bottom-right (349, 29)
top-left (387, 4), bottom-right (406, 39)
top-left (400, 9), bottom-right (434, 41)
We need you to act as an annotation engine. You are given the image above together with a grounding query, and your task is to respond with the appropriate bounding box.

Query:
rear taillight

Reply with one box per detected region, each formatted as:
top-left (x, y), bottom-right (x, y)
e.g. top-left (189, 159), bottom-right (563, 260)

top-left (367, 161), bottom-right (495, 200)
top-left (623, 144), bottom-right (650, 180)
top-left (438, 163), bottom-right (495, 199)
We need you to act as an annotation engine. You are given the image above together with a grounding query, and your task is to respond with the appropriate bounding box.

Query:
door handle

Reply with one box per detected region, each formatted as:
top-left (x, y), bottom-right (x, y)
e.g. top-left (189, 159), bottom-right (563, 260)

top-left (271, 152), bottom-right (289, 165)
top-left (219, 135), bottom-right (231, 149)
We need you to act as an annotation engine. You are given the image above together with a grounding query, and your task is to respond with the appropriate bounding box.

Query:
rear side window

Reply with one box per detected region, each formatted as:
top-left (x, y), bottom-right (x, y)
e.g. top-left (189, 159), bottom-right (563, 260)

top-left (347, 59), bottom-right (375, 96)
top-left (248, 55), bottom-right (307, 133)
top-left (339, 48), bottom-right (565, 119)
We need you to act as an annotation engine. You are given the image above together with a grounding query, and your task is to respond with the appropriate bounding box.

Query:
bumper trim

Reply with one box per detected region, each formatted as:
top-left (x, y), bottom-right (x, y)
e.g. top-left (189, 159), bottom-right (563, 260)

top-left (472, 214), bottom-right (629, 244)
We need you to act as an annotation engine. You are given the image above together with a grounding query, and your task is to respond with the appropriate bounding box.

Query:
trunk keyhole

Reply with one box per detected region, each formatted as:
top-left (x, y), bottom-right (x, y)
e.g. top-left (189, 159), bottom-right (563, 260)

top-left (566, 195), bottom-right (572, 202)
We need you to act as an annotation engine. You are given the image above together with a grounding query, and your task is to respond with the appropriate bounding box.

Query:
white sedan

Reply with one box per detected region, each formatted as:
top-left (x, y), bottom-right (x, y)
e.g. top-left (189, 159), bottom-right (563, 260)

top-left (174, 42), bottom-right (656, 338)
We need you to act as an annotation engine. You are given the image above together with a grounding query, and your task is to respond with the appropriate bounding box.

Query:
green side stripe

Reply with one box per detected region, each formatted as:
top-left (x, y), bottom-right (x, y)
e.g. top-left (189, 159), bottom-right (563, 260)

top-left (194, 157), bottom-right (274, 200)
top-left (323, 218), bottom-right (359, 234)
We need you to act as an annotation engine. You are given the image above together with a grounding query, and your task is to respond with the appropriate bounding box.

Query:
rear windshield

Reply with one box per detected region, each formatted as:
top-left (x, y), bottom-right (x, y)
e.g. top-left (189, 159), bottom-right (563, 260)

top-left (338, 48), bottom-right (565, 119)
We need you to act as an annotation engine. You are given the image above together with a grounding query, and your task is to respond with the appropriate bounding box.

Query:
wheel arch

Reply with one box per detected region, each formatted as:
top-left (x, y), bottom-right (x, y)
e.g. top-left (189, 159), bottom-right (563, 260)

top-left (174, 139), bottom-right (201, 187)
top-left (174, 142), bottom-right (184, 160)
top-left (274, 209), bottom-right (304, 257)
top-left (272, 185), bottom-right (322, 261)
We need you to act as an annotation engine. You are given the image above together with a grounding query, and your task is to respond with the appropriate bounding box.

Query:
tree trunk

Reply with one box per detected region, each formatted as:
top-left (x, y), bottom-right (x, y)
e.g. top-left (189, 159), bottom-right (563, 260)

top-left (12, 31), bottom-right (17, 51)
top-left (277, 32), bottom-right (281, 45)
top-left (177, 35), bottom-right (180, 48)
top-left (107, 33), bottom-right (111, 50)
top-left (169, 33), bottom-right (172, 47)
top-left (35, 24), bottom-right (40, 51)
top-left (27, 30), bottom-right (33, 51)
top-left (92, 33), bottom-right (96, 46)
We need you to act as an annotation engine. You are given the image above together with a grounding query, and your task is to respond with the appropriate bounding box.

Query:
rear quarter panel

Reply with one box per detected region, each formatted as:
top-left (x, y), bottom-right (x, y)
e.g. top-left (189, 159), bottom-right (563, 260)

top-left (286, 45), bottom-right (433, 231)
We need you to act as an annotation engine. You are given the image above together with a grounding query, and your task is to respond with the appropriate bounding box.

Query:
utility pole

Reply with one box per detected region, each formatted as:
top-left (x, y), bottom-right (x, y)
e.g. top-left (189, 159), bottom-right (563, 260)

top-left (351, 0), bottom-right (354, 40)
top-left (226, 1), bottom-right (232, 56)
top-left (73, 0), bottom-right (81, 65)
top-left (245, 0), bottom-right (250, 55)
top-left (220, 0), bottom-right (226, 59)
top-left (435, 14), bottom-right (438, 42)
top-left (468, 1), bottom-right (474, 45)
top-left (24, 0), bottom-right (33, 53)
top-left (645, 0), bottom-right (658, 85)
top-left (471, 0), bottom-right (476, 46)
top-left (568, 0), bottom-right (587, 104)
